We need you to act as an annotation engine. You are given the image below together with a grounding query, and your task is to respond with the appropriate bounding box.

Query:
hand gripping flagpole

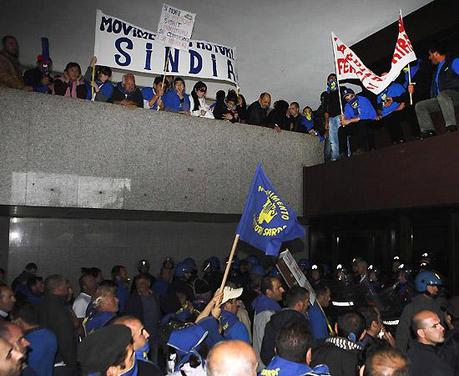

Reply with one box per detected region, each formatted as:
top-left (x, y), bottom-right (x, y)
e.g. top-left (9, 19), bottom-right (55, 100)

top-left (219, 234), bottom-right (240, 291)
top-left (399, 10), bottom-right (413, 106)
top-left (331, 32), bottom-right (344, 117)
top-left (157, 46), bottom-right (170, 112)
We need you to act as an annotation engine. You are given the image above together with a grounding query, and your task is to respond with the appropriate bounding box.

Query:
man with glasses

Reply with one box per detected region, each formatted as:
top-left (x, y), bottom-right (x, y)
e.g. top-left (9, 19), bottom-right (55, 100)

top-left (407, 310), bottom-right (453, 376)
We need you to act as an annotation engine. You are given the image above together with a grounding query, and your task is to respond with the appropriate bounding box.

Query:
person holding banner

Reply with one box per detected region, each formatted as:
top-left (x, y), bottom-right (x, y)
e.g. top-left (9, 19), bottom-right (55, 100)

top-left (141, 77), bottom-right (165, 111)
top-left (163, 77), bottom-right (191, 113)
top-left (409, 44), bottom-right (459, 138)
top-left (375, 78), bottom-right (407, 144)
top-left (189, 81), bottom-right (214, 119)
top-left (84, 57), bottom-right (113, 102)
top-left (339, 88), bottom-right (377, 157)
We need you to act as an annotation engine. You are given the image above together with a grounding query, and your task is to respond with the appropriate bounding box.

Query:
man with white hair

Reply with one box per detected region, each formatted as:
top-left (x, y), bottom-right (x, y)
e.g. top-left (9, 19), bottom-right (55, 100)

top-left (206, 340), bottom-right (257, 376)
top-left (111, 73), bottom-right (143, 108)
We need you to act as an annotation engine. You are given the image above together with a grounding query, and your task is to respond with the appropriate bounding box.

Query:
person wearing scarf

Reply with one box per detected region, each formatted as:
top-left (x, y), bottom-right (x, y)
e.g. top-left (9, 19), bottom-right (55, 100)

top-left (53, 62), bottom-right (87, 99)
top-left (311, 311), bottom-right (366, 376)
top-left (338, 88), bottom-right (376, 157)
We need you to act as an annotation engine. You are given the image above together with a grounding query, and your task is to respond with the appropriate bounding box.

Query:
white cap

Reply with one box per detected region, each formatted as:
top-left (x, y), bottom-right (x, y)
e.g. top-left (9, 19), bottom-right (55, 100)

top-left (221, 286), bottom-right (243, 305)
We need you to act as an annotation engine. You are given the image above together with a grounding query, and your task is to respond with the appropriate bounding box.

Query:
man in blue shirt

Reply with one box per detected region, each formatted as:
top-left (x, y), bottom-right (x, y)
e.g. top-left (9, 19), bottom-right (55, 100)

top-left (339, 88), bottom-right (377, 157)
top-left (410, 44), bottom-right (459, 138)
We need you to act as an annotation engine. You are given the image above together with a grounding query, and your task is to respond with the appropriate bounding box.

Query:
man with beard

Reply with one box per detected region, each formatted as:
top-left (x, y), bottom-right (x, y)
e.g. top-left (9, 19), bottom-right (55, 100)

top-left (0, 36), bottom-right (31, 90)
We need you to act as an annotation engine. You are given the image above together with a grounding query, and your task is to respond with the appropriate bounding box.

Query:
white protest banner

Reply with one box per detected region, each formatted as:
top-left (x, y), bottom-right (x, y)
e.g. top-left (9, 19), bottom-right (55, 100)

top-left (93, 10), bottom-right (238, 85)
top-left (332, 15), bottom-right (416, 94)
top-left (156, 3), bottom-right (195, 51)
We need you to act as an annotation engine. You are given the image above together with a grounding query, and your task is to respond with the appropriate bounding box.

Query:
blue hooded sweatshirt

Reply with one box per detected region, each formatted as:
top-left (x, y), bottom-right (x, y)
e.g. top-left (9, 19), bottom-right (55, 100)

top-left (344, 95), bottom-right (376, 121)
top-left (307, 302), bottom-right (329, 341)
top-left (84, 311), bottom-right (115, 334)
top-left (220, 310), bottom-right (250, 344)
top-left (162, 90), bottom-right (190, 113)
top-left (252, 295), bottom-right (282, 315)
top-left (376, 82), bottom-right (406, 117)
top-left (25, 327), bottom-right (57, 376)
top-left (260, 356), bottom-right (331, 376)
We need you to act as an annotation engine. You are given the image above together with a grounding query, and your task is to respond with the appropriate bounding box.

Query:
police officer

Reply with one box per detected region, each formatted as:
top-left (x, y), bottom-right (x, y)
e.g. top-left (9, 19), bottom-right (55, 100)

top-left (395, 270), bottom-right (444, 353)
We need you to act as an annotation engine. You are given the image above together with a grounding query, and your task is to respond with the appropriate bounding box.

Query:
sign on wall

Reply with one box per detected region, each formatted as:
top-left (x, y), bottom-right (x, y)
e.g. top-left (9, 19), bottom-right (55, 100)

top-left (94, 9), bottom-right (238, 84)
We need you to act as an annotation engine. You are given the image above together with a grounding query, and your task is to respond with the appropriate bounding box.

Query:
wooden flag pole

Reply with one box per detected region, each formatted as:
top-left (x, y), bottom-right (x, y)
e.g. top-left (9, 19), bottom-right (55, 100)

top-left (407, 63), bottom-right (413, 106)
top-left (331, 32), bottom-right (344, 116)
top-left (219, 234), bottom-right (240, 291)
top-left (399, 10), bottom-right (413, 106)
top-left (91, 65), bottom-right (96, 100)
top-left (316, 300), bottom-right (335, 336)
top-left (157, 46), bottom-right (170, 112)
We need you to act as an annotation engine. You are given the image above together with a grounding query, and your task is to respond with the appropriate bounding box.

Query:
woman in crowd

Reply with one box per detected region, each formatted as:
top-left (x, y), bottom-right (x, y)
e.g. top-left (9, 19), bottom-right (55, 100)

top-left (189, 81), bottom-right (214, 118)
top-left (84, 56), bottom-right (113, 102)
top-left (265, 99), bottom-right (289, 130)
top-left (236, 94), bottom-right (248, 123)
top-left (53, 62), bottom-right (87, 99)
top-left (213, 90), bottom-right (239, 122)
top-left (163, 77), bottom-right (190, 113)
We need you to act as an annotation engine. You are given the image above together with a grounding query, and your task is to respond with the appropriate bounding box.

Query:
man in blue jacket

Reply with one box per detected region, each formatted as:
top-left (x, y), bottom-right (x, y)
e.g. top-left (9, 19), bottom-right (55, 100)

top-left (376, 79), bottom-right (407, 144)
top-left (410, 44), bottom-right (459, 138)
top-left (339, 88), bottom-right (377, 157)
top-left (261, 321), bottom-right (330, 376)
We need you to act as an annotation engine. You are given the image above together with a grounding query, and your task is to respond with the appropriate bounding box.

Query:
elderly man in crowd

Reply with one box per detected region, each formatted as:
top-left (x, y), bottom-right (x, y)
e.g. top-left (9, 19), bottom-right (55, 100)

top-left (111, 73), bottom-right (143, 108)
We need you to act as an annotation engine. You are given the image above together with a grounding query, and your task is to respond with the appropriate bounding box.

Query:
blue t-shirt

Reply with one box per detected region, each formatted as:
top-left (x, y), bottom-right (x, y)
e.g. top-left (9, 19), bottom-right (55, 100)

top-left (344, 95), bottom-right (376, 121)
top-left (25, 328), bottom-right (57, 376)
top-left (377, 82), bottom-right (406, 117)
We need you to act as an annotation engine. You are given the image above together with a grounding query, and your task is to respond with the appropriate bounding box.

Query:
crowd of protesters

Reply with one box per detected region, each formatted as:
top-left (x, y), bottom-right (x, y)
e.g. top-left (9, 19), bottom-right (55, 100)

top-left (0, 251), bottom-right (458, 376)
top-left (3, 35), bottom-right (457, 163)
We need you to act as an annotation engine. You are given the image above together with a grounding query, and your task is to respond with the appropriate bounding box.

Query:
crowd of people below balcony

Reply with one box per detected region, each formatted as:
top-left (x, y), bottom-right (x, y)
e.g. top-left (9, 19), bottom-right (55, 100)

top-left (0, 35), bottom-right (458, 162)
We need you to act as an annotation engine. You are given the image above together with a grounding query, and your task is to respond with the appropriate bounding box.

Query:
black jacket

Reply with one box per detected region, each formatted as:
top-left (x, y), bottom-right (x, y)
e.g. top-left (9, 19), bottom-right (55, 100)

top-left (434, 57), bottom-right (459, 95)
top-left (439, 328), bottom-right (459, 375)
top-left (37, 294), bottom-right (77, 369)
top-left (407, 341), bottom-right (454, 376)
top-left (137, 359), bottom-right (163, 376)
top-left (260, 309), bottom-right (310, 365)
top-left (311, 337), bottom-right (362, 376)
top-left (246, 101), bottom-right (268, 126)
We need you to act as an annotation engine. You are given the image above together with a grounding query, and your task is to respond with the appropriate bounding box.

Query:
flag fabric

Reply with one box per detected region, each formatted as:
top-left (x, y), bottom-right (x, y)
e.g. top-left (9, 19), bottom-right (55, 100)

top-left (332, 15), bottom-right (417, 95)
top-left (236, 163), bottom-right (305, 257)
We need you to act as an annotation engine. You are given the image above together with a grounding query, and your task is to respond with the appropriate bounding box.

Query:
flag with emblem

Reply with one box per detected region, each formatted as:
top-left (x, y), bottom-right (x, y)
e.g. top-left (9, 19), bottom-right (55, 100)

top-left (237, 163), bottom-right (305, 257)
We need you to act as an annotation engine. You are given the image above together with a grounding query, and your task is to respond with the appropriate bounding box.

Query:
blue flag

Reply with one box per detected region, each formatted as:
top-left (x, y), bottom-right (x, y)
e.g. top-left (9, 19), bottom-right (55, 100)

top-left (237, 163), bottom-right (305, 256)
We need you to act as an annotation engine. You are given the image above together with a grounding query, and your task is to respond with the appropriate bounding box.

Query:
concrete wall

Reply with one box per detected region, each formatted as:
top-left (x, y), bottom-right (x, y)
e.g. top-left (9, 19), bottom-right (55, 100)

top-left (0, 87), bottom-right (322, 216)
top-left (6, 217), bottom-right (241, 289)
top-left (0, 0), bottom-right (430, 108)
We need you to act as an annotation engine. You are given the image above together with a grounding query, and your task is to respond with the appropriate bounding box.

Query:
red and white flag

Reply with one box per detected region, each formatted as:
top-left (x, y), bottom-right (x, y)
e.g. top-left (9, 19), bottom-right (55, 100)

top-left (332, 15), bottom-right (416, 94)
